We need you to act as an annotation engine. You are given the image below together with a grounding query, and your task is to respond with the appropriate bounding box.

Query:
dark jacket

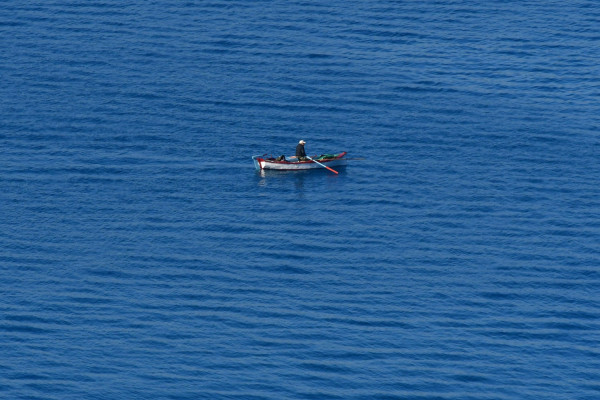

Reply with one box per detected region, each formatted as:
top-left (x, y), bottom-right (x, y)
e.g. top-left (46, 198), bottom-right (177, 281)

top-left (295, 143), bottom-right (306, 159)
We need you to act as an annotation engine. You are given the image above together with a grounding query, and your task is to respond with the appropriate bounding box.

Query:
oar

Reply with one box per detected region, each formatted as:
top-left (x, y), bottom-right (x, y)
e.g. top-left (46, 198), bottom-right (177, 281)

top-left (306, 156), bottom-right (338, 174)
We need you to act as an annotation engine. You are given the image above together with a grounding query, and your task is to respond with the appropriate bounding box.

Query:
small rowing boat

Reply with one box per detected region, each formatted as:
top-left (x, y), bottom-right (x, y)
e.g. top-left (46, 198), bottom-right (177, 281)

top-left (253, 152), bottom-right (347, 171)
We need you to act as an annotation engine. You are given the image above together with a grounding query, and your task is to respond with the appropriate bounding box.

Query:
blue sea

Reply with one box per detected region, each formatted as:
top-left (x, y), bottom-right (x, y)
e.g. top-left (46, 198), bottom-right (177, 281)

top-left (1, 1), bottom-right (599, 399)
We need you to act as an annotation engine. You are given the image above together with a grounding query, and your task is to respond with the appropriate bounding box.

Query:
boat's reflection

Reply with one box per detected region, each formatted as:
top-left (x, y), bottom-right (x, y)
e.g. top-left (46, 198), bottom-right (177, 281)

top-left (255, 166), bottom-right (346, 193)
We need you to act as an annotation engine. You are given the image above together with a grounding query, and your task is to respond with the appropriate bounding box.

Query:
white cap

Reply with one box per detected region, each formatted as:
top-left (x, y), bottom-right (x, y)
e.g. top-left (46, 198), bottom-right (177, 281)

top-left (299, 140), bottom-right (306, 144)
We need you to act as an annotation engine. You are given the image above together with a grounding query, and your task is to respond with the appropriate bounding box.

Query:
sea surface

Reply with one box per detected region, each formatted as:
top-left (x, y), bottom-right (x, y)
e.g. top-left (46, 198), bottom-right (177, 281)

top-left (1, 1), bottom-right (599, 399)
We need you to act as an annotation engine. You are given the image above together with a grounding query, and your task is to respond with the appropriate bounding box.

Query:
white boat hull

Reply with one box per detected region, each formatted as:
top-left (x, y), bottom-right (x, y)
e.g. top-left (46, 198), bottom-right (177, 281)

top-left (253, 152), bottom-right (347, 171)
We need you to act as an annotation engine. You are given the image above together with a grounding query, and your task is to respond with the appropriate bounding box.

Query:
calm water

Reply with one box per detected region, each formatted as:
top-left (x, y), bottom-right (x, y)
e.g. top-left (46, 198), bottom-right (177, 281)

top-left (2, 1), bottom-right (600, 399)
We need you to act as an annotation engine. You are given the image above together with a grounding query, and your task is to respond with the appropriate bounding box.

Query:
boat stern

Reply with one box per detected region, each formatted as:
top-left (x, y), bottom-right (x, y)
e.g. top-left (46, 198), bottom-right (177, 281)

top-left (252, 156), bottom-right (264, 170)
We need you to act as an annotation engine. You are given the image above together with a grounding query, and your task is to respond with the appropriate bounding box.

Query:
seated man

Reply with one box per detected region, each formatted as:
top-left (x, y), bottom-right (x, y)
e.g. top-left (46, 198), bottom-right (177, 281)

top-left (295, 139), bottom-right (308, 161)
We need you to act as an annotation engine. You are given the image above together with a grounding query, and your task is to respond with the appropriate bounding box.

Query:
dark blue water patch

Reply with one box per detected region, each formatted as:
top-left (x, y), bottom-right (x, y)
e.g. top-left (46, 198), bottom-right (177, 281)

top-left (4, 314), bottom-right (72, 326)
top-left (0, 324), bottom-right (55, 335)
top-left (541, 321), bottom-right (595, 331)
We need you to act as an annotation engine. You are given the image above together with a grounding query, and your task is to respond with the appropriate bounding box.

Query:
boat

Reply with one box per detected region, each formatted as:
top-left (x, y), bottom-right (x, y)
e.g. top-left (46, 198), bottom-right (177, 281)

top-left (253, 152), bottom-right (347, 171)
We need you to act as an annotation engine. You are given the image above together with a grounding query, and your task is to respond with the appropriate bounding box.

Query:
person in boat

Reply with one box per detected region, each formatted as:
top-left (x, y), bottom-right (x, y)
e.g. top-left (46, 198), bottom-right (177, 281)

top-left (295, 139), bottom-right (308, 161)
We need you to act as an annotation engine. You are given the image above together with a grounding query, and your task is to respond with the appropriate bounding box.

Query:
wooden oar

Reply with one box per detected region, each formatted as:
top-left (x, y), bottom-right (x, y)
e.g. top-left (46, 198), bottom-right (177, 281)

top-left (306, 156), bottom-right (338, 174)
